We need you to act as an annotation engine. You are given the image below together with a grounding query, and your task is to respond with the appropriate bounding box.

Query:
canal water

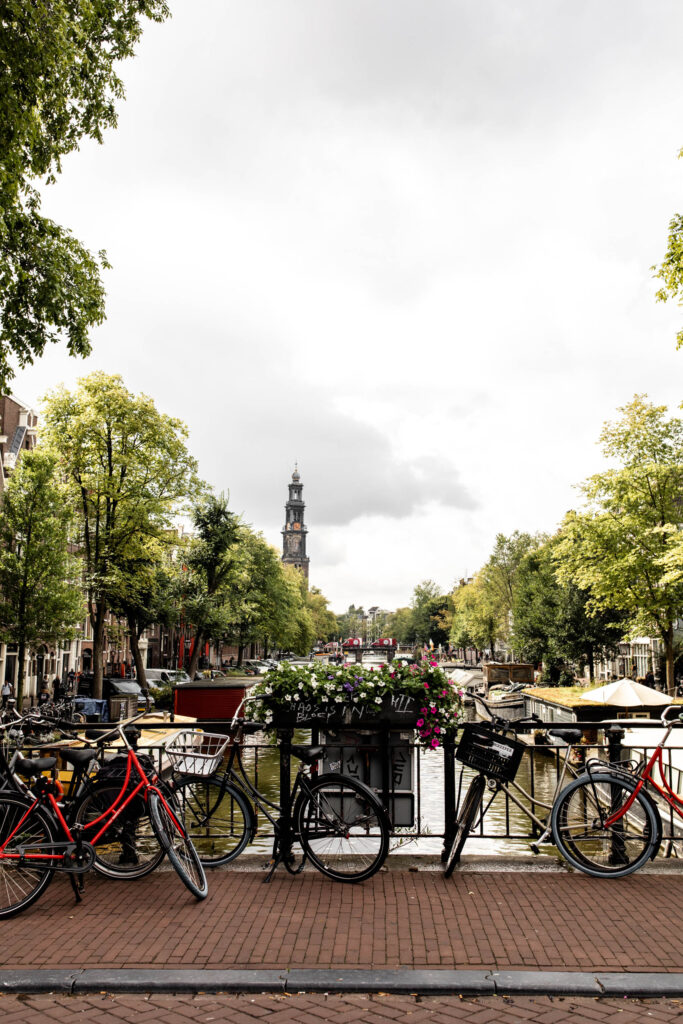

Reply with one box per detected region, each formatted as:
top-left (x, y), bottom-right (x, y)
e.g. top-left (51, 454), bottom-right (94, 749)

top-left (237, 730), bottom-right (571, 857)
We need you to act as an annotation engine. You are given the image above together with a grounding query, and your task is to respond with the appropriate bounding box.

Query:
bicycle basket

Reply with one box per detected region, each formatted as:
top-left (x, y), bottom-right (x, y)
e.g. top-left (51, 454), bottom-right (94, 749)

top-left (165, 731), bottom-right (231, 777)
top-left (456, 723), bottom-right (525, 782)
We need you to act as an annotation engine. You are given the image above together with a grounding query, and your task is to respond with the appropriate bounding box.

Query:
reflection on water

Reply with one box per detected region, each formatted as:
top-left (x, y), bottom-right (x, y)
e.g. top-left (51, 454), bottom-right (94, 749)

top-left (233, 730), bottom-right (573, 857)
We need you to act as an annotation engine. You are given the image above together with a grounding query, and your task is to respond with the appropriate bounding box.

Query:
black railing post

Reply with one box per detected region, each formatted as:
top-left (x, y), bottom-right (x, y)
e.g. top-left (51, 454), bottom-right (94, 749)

top-left (442, 729), bottom-right (456, 861)
top-left (606, 724), bottom-right (626, 865)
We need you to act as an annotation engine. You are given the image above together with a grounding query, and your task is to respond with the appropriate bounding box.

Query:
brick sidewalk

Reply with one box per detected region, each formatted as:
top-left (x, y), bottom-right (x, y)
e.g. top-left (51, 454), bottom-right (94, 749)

top-left (2, 992), bottom-right (683, 1024)
top-left (1, 869), bottom-right (681, 973)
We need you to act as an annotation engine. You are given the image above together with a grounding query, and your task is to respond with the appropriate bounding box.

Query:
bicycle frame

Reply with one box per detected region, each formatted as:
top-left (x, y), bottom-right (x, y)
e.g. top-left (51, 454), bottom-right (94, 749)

top-left (604, 716), bottom-right (683, 829)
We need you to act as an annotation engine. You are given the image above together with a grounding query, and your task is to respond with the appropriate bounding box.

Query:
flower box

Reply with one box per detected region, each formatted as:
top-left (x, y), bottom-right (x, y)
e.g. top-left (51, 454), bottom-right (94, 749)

top-left (248, 660), bottom-right (465, 749)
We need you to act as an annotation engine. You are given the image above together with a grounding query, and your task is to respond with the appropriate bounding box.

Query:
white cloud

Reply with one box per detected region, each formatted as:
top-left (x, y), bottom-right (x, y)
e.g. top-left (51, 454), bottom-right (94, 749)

top-left (12, 0), bottom-right (683, 612)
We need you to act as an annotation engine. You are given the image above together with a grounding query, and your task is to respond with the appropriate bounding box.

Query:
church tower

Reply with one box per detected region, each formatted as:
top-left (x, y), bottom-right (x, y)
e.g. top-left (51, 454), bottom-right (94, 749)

top-left (281, 465), bottom-right (310, 583)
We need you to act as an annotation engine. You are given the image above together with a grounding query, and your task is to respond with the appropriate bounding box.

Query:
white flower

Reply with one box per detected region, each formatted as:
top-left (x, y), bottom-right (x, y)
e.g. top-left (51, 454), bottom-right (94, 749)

top-left (352, 697), bottom-right (358, 703)
top-left (311, 681), bottom-right (318, 689)
top-left (298, 681), bottom-right (304, 689)
top-left (265, 712), bottom-right (273, 722)
top-left (284, 694), bottom-right (292, 702)
top-left (366, 681), bottom-right (374, 688)
top-left (375, 696), bottom-right (382, 704)
top-left (334, 696), bottom-right (343, 703)
top-left (265, 686), bottom-right (272, 695)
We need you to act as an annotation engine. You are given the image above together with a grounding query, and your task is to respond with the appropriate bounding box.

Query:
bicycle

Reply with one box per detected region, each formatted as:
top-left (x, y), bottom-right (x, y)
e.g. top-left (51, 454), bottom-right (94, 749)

top-left (549, 704), bottom-right (683, 878)
top-left (443, 714), bottom-right (583, 877)
top-left (0, 710), bottom-right (208, 918)
top-left (171, 718), bottom-right (391, 883)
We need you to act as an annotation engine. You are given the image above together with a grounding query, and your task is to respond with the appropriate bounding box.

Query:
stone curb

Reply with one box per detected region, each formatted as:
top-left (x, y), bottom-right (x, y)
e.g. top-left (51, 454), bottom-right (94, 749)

top-left (1, 969), bottom-right (683, 997)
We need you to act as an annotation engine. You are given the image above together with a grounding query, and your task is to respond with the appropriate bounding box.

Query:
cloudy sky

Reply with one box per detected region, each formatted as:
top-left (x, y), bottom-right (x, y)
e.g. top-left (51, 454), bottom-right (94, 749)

top-left (12, 0), bottom-right (683, 612)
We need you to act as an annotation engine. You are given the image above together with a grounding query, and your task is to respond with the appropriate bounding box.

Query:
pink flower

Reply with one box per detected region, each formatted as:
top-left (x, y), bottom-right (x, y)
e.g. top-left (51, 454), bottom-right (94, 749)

top-left (431, 706), bottom-right (437, 714)
top-left (429, 660), bottom-right (438, 667)
top-left (434, 726), bottom-right (441, 734)
top-left (430, 738), bottom-right (439, 749)
top-left (416, 718), bottom-right (425, 727)
top-left (421, 707), bottom-right (428, 713)
top-left (424, 682), bottom-right (429, 689)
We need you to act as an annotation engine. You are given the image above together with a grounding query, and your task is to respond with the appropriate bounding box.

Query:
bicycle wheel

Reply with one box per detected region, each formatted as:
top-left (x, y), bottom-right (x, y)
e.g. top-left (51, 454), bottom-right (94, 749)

top-left (173, 776), bottom-right (252, 866)
top-left (295, 773), bottom-right (389, 882)
top-left (551, 771), bottom-right (659, 878)
top-left (148, 789), bottom-right (208, 899)
top-left (444, 773), bottom-right (486, 879)
top-left (73, 783), bottom-right (165, 880)
top-left (0, 795), bottom-right (57, 918)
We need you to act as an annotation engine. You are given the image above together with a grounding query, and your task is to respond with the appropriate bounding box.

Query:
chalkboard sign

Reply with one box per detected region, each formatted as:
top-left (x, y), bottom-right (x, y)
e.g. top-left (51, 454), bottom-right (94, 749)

top-left (270, 692), bottom-right (419, 729)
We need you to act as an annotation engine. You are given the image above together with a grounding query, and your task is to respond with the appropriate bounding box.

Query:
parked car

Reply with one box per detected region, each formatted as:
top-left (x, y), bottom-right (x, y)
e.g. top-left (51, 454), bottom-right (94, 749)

top-left (144, 668), bottom-right (192, 688)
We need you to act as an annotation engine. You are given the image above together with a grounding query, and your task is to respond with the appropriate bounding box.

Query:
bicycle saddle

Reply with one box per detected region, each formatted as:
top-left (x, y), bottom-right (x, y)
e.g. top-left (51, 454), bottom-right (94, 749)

top-left (60, 747), bottom-right (98, 768)
top-left (291, 744), bottom-right (325, 764)
top-left (547, 728), bottom-right (582, 744)
top-left (15, 755), bottom-right (57, 776)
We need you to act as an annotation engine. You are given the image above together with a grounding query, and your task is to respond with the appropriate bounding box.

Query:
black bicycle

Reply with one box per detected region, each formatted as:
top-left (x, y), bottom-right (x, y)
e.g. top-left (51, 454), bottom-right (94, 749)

top-left (172, 721), bottom-right (391, 883)
top-left (443, 714), bottom-right (578, 876)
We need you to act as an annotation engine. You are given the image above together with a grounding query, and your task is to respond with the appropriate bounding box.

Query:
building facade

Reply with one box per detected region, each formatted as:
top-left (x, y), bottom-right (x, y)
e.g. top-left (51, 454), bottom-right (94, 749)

top-left (281, 465), bottom-right (310, 582)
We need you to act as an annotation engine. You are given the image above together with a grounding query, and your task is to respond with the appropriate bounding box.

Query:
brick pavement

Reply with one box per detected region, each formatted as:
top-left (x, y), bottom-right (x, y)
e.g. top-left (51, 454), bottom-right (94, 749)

top-left (1, 869), bottom-right (682, 973)
top-left (1, 992), bottom-right (683, 1024)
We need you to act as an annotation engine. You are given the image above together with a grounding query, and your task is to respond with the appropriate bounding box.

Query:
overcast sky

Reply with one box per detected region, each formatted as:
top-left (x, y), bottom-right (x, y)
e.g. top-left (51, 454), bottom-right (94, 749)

top-left (12, 0), bottom-right (683, 612)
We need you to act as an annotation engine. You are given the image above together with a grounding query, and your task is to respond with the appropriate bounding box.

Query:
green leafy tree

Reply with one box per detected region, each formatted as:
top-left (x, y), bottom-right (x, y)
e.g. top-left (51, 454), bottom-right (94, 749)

top-left (335, 604), bottom-right (365, 641)
top-left (182, 494), bottom-right (242, 679)
top-left (108, 538), bottom-right (179, 687)
top-left (409, 580), bottom-right (450, 647)
top-left (384, 606), bottom-right (414, 644)
top-left (0, 449), bottom-right (83, 705)
top-left (305, 587), bottom-right (337, 642)
top-left (0, 1), bottom-right (169, 388)
top-left (512, 538), bottom-right (625, 683)
top-left (42, 372), bottom-right (198, 698)
top-left (450, 575), bottom-right (498, 656)
top-left (555, 396), bottom-right (683, 694)
top-left (479, 531), bottom-right (541, 652)
top-left (225, 536), bottom-right (314, 663)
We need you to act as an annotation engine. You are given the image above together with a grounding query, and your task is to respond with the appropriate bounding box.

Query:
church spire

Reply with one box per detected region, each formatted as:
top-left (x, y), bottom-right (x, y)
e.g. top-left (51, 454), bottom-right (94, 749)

top-left (281, 464), bottom-right (310, 583)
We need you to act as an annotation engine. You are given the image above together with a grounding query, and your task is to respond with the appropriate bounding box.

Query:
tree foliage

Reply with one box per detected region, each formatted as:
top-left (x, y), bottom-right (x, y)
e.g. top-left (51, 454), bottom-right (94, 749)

top-left (0, 0), bottom-right (169, 387)
top-left (555, 396), bottom-right (683, 694)
top-left (41, 372), bottom-right (197, 697)
top-left (512, 537), bottom-right (625, 683)
top-left (0, 449), bottom-right (83, 704)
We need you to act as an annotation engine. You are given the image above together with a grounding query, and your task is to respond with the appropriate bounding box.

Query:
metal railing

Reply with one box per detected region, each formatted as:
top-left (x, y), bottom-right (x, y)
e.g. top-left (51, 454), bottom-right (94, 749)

top-left (18, 716), bottom-right (683, 857)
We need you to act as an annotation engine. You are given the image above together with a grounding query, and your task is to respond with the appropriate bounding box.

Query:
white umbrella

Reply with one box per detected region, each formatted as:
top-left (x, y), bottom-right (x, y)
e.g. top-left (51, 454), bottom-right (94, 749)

top-left (579, 678), bottom-right (669, 707)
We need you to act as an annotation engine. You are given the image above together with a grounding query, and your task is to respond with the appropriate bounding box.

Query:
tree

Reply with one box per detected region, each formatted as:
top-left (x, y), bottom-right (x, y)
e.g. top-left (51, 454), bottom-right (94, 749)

top-left (225, 536), bottom-right (314, 663)
top-left (555, 396), bottom-right (683, 694)
top-left (0, 1), bottom-right (170, 389)
top-left (305, 587), bottom-right (337, 642)
top-left (479, 531), bottom-right (541, 652)
top-left (42, 372), bottom-right (198, 698)
top-left (410, 580), bottom-right (450, 647)
top-left (0, 449), bottom-right (83, 705)
top-left (182, 494), bottom-right (242, 680)
top-left (512, 538), bottom-right (625, 683)
top-left (384, 607), bottom-right (414, 644)
top-left (108, 538), bottom-right (178, 687)
top-left (450, 576), bottom-right (498, 656)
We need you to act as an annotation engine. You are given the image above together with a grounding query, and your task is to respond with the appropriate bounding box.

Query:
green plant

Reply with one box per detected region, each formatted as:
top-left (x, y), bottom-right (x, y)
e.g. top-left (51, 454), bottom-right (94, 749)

top-left (249, 658), bottom-right (465, 749)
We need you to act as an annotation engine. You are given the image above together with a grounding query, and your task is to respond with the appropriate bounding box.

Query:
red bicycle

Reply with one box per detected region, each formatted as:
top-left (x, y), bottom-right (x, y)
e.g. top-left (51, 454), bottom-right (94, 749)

top-left (0, 711), bottom-right (207, 917)
top-left (551, 704), bottom-right (683, 877)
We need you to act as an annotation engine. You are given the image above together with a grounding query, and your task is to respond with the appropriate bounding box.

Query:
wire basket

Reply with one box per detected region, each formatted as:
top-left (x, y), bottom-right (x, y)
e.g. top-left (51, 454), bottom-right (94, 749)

top-left (165, 730), bottom-right (231, 777)
top-left (456, 722), bottom-right (525, 782)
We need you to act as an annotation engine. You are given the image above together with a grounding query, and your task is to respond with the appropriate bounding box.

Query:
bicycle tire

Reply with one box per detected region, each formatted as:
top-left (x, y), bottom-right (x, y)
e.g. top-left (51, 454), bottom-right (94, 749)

top-left (444, 774), bottom-right (486, 878)
top-left (551, 771), bottom-right (659, 878)
top-left (0, 794), bottom-right (57, 918)
top-left (73, 782), bottom-right (165, 880)
top-left (148, 789), bottom-right (208, 899)
top-left (173, 775), bottom-right (252, 866)
top-left (294, 772), bottom-right (389, 882)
